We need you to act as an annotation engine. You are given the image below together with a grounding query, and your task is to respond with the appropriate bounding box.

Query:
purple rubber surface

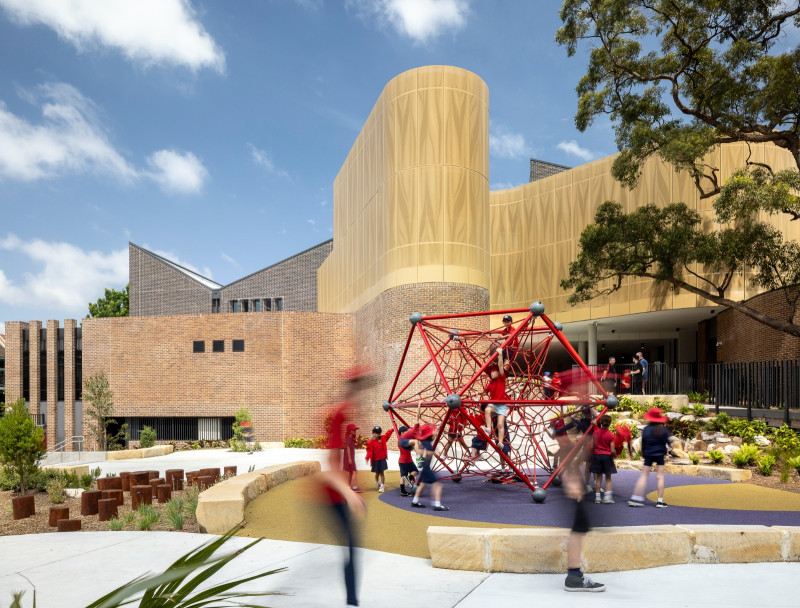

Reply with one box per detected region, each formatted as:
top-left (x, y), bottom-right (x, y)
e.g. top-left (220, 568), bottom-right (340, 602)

top-left (380, 470), bottom-right (800, 527)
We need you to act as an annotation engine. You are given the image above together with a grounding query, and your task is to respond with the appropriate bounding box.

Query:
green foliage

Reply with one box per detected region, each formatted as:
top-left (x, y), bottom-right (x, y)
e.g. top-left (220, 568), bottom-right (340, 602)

top-left (692, 404), bottom-right (707, 417)
top-left (556, 2), bottom-right (800, 338)
top-left (773, 424), bottom-right (800, 454)
top-left (108, 517), bottom-right (125, 531)
top-left (231, 408), bottom-right (253, 444)
top-left (285, 436), bottom-right (327, 449)
top-left (87, 283), bottom-right (129, 318)
top-left (706, 412), bottom-right (729, 433)
top-left (136, 504), bottom-right (161, 531)
top-left (651, 398), bottom-right (672, 413)
top-left (83, 526), bottom-right (283, 608)
top-left (165, 499), bottom-right (185, 530)
top-left (83, 371), bottom-right (114, 451)
top-left (679, 405), bottom-right (691, 415)
top-left (122, 509), bottom-right (137, 526)
top-left (80, 473), bottom-right (94, 490)
top-left (184, 486), bottom-right (199, 516)
top-left (139, 426), bottom-right (157, 449)
top-left (46, 477), bottom-right (66, 504)
top-left (90, 467), bottom-right (102, 480)
top-left (780, 460), bottom-right (792, 484)
top-left (632, 448), bottom-right (642, 460)
top-left (667, 418), bottom-right (702, 440)
top-left (107, 423), bottom-right (129, 451)
top-left (724, 419), bottom-right (769, 444)
top-left (615, 395), bottom-right (647, 415)
top-left (611, 419), bottom-right (639, 439)
top-left (687, 390), bottom-right (711, 404)
top-left (247, 464), bottom-right (256, 473)
top-left (732, 444), bottom-right (761, 468)
top-left (689, 454), bottom-right (700, 465)
top-left (0, 397), bottom-right (46, 495)
top-left (757, 453), bottom-right (777, 476)
top-left (707, 449), bottom-right (725, 464)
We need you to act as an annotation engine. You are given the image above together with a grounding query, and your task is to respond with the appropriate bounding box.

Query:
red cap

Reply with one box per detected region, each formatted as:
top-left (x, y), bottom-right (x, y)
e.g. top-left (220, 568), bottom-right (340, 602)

top-left (643, 407), bottom-right (668, 423)
top-left (415, 424), bottom-right (436, 440)
top-left (346, 423), bottom-right (358, 432)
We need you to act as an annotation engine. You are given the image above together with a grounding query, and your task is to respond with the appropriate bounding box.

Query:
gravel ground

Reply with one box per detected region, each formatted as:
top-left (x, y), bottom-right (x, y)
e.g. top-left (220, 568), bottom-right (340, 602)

top-left (0, 488), bottom-right (201, 536)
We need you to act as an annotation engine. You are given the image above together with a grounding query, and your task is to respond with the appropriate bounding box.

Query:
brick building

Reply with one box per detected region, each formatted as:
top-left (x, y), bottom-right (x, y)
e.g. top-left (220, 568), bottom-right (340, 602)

top-left (4, 65), bottom-right (799, 447)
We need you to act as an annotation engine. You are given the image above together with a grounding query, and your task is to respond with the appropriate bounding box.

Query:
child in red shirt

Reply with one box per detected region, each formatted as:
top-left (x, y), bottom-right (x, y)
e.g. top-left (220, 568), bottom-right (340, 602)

top-left (397, 424), bottom-right (419, 496)
top-left (366, 425), bottom-right (394, 493)
top-left (590, 415), bottom-right (617, 503)
top-left (614, 423), bottom-right (634, 459)
top-left (342, 423), bottom-right (360, 492)
top-left (483, 350), bottom-right (509, 448)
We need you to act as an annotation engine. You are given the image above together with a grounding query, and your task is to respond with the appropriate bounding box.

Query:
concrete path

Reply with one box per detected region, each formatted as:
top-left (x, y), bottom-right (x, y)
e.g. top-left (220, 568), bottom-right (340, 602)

top-left (0, 531), bottom-right (797, 607)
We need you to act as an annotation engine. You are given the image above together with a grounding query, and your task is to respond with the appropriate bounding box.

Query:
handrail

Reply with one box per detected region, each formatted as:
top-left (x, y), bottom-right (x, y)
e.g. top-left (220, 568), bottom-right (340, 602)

top-left (47, 435), bottom-right (85, 453)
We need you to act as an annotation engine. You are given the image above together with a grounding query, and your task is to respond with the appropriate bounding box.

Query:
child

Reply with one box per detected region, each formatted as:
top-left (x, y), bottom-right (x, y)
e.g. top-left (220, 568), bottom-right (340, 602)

top-left (614, 422), bottom-right (634, 459)
top-left (590, 415), bottom-right (617, 504)
top-left (442, 407), bottom-right (470, 460)
top-left (574, 405), bottom-right (597, 492)
top-left (397, 425), bottom-right (419, 496)
top-left (411, 423), bottom-right (449, 511)
top-left (483, 351), bottom-right (509, 448)
top-left (628, 408), bottom-right (671, 508)
top-left (365, 425), bottom-right (394, 493)
top-left (543, 371), bottom-right (554, 399)
top-left (549, 412), bottom-right (576, 470)
top-left (499, 314), bottom-right (520, 371)
top-left (342, 423), bottom-right (361, 492)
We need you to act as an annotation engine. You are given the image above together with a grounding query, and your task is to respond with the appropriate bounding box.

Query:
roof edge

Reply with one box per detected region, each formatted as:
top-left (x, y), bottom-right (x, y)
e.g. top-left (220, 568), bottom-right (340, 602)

top-left (129, 242), bottom-right (221, 290)
top-left (221, 239), bottom-right (333, 288)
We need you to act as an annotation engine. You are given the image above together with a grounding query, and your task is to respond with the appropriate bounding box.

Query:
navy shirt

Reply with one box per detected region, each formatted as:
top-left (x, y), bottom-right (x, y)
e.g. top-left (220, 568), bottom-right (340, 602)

top-left (641, 424), bottom-right (671, 458)
top-left (640, 358), bottom-right (649, 380)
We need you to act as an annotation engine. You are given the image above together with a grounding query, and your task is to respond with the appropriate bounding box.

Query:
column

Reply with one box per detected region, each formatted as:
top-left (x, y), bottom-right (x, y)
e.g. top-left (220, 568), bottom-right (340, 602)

top-left (4, 322), bottom-right (26, 403)
top-left (588, 323), bottom-right (598, 366)
top-left (46, 320), bottom-right (59, 449)
top-left (64, 319), bottom-right (76, 449)
top-left (28, 321), bottom-right (41, 417)
top-left (577, 341), bottom-right (588, 362)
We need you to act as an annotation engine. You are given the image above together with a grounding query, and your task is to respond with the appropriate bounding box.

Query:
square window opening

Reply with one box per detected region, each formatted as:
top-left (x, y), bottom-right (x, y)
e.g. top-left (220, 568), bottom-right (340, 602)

top-left (212, 340), bottom-right (225, 353)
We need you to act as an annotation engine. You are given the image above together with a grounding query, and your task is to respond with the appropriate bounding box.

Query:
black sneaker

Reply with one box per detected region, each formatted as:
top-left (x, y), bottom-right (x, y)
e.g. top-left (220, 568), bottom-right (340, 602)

top-left (627, 499), bottom-right (644, 507)
top-left (655, 501), bottom-right (668, 508)
top-left (564, 575), bottom-right (605, 592)
top-left (400, 491), bottom-right (411, 497)
top-left (433, 505), bottom-right (450, 511)
top-left (411, 502), bottom-right (426, 508)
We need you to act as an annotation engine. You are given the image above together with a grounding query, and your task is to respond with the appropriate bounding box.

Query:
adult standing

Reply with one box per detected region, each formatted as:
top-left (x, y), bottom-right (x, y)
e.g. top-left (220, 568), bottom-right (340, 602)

top-left (599, 356), bottom-right (618, 395)
top-left (637, 351), bottom-right (649, 395)
top-left (630, 354), bottom-right (643, 395)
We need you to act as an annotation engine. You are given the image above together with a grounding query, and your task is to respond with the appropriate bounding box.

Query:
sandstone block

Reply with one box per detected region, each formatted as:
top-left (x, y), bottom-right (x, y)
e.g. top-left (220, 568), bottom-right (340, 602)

top-left (696, 466), bottom-right (751, 482)
top-left (428, 527), bottom-right (489, 571)
top-left (678, 525), bottom-right (784, 563)
top-left (663, 464), bottom-right (699, 476)
top-left (583, 525), bottom-right (691, 572)
top-left (772, 526), bottom-right (800, 561)
top-left (488, 528), bottom-right (568, 573)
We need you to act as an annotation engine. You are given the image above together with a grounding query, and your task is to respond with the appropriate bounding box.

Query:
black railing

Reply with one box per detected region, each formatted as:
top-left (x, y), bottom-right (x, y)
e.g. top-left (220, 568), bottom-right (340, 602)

top-left (571, 362), bottom-right (708, 396)
top-left (125, 416), bottom-right (236, 443)
top-left (709, 359), bottom-right (800, 421)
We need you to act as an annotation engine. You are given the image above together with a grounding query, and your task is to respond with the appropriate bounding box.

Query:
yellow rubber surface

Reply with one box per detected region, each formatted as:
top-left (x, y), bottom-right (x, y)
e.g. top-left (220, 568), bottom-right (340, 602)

top-left (646, 483), bottom-right (800, 511)
top-left (238, 471), bottom-right (533, 558)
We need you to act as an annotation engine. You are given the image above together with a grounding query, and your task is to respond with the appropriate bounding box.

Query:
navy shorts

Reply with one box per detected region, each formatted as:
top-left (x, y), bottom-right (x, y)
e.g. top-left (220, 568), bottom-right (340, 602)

top-left (590, 454), bottom-right (617, 475)
top-left (419, 461), bottom-right (437, 484)
top-left (502, 348), bottom-right (517, 362)
top-left (399, 462), bottom-right (418, 478)
top-left (371, 459), bottom-right (388, 473)
top-left (644, 455), bottom-right (665, 467)
top-left (471, 437), bottom-right (487, 451)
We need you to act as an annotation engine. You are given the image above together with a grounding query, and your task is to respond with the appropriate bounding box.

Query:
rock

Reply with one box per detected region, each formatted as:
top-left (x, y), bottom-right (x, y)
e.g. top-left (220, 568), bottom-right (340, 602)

top-left (680, 415), bottom-right (695, 422)
top-left (671, 448), bottom-right (691, 459)
top-left (723, 444), bottom-right (738, 455)
top-left (632, 437), bottom-right (642, 453)
top-left (754, 435), bottom-right (771, 446)
top-left (702, 431), bottom-right (723, 441)
top-left (732, 437), bottom-right (742, 446)
top-left (666, 412), bottom-right (683, 420)
top-left (716, 437), bottom-right (731, 443)
top-left (677, 525), bottom-right (783, 563)
top-left (692, 440), bottom-right (708, 451)
top-left (697, 466), bottom-right (751, 482)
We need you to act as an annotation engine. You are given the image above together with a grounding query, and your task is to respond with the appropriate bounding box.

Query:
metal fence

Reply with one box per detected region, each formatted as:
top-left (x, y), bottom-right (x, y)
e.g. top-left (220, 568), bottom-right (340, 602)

top-left (709, 359), bottom-right (800, 418)
top-left (572, 362), bottom-right (707, 396)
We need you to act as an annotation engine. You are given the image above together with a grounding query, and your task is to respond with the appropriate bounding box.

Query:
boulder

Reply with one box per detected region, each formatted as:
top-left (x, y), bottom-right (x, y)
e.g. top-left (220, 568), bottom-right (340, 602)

top-left (666, 412), bottom-right (683, 420)
top-left (702, 431), bottom-right (723, 441)
top-left (732, 437), bottom-right (742, 446)
top-left (723, 444), bottom-right (738, 455)
top-left (671, 449), bottom-right (691, 460)
top-left (679, 415), bottom-right (695, 422)
top-left (692, 440), bottom-right (708, 451)
top-left (754, 435), bottom-right (771, 446)
top-left (716, 437), bottom-right (731, 443)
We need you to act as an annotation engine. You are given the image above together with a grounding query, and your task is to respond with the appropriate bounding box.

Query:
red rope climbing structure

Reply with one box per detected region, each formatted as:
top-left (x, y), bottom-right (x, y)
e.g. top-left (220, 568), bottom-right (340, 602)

top-left (384, 302), bottom-right (615, 502)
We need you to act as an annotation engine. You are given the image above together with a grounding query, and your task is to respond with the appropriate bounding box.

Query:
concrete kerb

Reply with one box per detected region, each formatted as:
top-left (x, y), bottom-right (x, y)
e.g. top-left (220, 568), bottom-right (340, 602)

top-left (195, 461), bottom-right (321, 534)
top-left (105, 445), bottom-right (175, 461)
top-left (614, 459), bottom-right (752, 482)
top-left (428, 525), bottom-right (800, 573)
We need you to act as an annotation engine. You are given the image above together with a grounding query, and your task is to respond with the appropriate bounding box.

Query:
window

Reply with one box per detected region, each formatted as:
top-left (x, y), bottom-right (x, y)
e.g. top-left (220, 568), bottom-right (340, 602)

top-left (212, 298), bottom-right (220, 313)
top-left (242, 300), bottom-right (249, 313)
top-left (193, 340), bottom-right (205, 353)
top-left (275, 297), bottom-right (283, 311)
top-left (264, 298), bottom-right (272, 311)
top-left (232, 340), bottom-right (245, 352)
top-left (212, 340), bottom-right (224, 353)
top-left (253, 299), bottom-right (261, 312)
top-left (231, 301), bottom-right (239, 313)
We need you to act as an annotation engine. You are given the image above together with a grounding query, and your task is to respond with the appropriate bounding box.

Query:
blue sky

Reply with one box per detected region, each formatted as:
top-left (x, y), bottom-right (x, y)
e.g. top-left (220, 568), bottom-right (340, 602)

top-left (0, 0), bottom-right (625, 330)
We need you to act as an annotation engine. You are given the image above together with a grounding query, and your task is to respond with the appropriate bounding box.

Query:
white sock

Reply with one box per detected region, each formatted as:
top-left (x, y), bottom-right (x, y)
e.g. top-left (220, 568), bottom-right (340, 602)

top-left (631, 495), bottom-right (644, 501)
top-left (657, 497), bottom-right (664, 502)
top-left (433, 500), bottom-right (441, 507)
top-left (412, 497), bottom-right (419, 504)
top-left (595, 492), bottom-right (601, 500)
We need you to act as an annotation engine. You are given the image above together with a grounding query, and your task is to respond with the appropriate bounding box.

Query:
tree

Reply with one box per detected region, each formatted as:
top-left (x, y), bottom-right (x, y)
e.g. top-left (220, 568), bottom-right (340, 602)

top-left (88, 283), bottom-right (129, 318)
top-left (0, 397), bottom-right (46, 495)
top-left (83, 371), bottom-right (115, 451)
top-left (556, 0), bottom-right (800, 337)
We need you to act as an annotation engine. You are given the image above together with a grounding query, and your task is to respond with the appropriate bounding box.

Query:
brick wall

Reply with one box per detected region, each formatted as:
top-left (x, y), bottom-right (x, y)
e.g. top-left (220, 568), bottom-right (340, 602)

top-left (129, 243), bottom-right (213, 317)
top-left (82, 311), bottom-right (354, 441)
top-left (221, 240), bottom-right (332, 313)
top-left (717, 287), bottom-right (800, 363)
top-left (4, 322), bottom-right (24, 401)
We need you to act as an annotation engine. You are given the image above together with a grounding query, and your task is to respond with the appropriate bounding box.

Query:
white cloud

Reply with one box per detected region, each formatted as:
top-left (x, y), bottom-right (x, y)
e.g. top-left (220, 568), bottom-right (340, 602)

top-left (0, 234), bottom-right (127, 313)
top-left (221, 252), bottom-right (238, 266)
top-left (346, 0), bottom-right (469, 44)
top-left (557, 140), bottom-right (595, 162)
top-left (247, 143), bottom-right (289, 178)
top-left (145, 149), bottom-right (208, 194)
top-left (0, 321), bottom-right (5, 335)
top-left (320, 200), bottom-right (328, 206)
top-left (0, 0), bottom-right (224, 72)
top-left (489, 125), bottom-right (531, 159)
top-left (491, 182), bottom-right (520, 191)
top-left (0, 82), bottom-right (208, 194)
top-left (0, 82), bottom-right (137, 182)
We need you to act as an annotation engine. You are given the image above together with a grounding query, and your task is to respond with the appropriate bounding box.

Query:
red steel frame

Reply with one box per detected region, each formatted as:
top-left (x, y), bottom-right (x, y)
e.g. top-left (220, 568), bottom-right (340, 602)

top-left (385, 306), bottom-right (611, 497)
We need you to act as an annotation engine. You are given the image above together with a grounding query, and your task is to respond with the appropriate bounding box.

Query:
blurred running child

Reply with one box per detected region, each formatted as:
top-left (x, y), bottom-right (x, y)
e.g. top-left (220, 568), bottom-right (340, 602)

top-left (442, 407), bottom-right (470, 460)
top-left (628, 408), bottom-right (672, 508)
top-left (549, 411), bottom-right (576, 470)
top-left (411, 423), bottom-right (449, 511)
top-left (396, 401), bottom-right (423, 496)
top-left (365, 425), bottom-right (394, 493)
top-left (614, 422), bottom-right (634, 459)
top-left (590, 415), bottom-right (617, 503)
top-left (343, 423), bottom-right (360, 492)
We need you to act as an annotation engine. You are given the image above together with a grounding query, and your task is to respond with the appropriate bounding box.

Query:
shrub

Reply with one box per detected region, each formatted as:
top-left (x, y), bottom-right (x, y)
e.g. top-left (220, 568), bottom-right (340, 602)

top-left (651, 397), bottom-right (672, 413)
top-left (229, 439), bottom-right (249, 452)
top-left (692, 403), bottom-right (707, 417)
top-left (788, 455), bottom-right (800, 473)
top-left (732, 444), bottom-right (760, 468)
top-left (773, 425), bottom-right (800, 454)
top-left (354, 435), bottom-right (369, 449)
top-left (122, 509), bottom-right (136, 526)
top-left (90, 467), bottom-right (102, 480)
top-left (687, 390), bottom-right (710, 403)
top-left (632, 449), bottom-right (642, 460)
top-left (611, 419), bottom-right (640, 439)
top-left (724, 419), bottom-right (769, 443)
top-left (0, 397), bottom-right (46, 494)
top-left (689, 454), bottom-right (700, 465)
top-left (184, 486), bottom-right (200, 516)
top-left (780, 460), bottom-right (792, 483)
top-left (705, 412), bottom-right (729, 433)
top-left (679, 405), bottom-right (691, 415)
top-left (667, 418), bottom-right (702, 440)
top-left (136, 504), bottom-right (160, 530)
top-left (707, 449), bottom-right (725, 464)
top-left (80, 473), bottom-right (94, 490)
top-left (284, 438), bottom-right (314, 448)
top-left (108, 517), bottom-right (125, 531)
top-left (47, 477), bottom-right (67, 504)
top-left (757, 453), bottom-right (776, 476)
top-left (616, 395), bottom-right (646, 414)
top-left (139, 425), bottom-right (157, 449)
top-left (165, 499), bottom-right (185, 530)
